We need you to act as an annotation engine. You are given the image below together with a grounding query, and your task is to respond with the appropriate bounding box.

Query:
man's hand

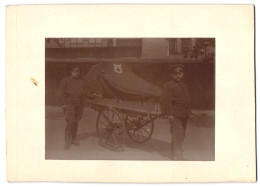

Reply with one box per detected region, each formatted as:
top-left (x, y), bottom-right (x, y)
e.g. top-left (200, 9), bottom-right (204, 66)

top-left (189, 113), bottom-right (195, 120)
top-left (61, 105), bottom-right (67, 111)
top-left (92, 92), bottom-right (103, 99)
top-left (168, 115), bottom-right (175, 121)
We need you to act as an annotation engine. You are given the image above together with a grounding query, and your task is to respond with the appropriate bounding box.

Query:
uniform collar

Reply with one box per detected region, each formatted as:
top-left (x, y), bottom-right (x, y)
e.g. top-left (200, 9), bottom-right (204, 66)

top-left (70, 76), bottom-right (80, 80)
top-left (172, 80), bottom-right (183, 84)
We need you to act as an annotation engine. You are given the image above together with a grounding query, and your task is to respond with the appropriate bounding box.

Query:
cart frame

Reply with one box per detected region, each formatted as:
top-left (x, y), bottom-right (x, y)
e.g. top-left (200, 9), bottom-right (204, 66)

top-left (85, 98), bottom-right (161, 151)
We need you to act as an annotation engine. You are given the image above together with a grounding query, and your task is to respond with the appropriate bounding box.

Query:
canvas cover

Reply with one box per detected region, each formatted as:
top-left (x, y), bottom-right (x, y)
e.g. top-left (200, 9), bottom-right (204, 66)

top-left (84, 63), bottom-right (163, 101)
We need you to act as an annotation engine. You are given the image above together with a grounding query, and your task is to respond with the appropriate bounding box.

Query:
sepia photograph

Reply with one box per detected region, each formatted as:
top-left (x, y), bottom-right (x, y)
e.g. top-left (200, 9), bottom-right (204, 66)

top-left (6, 4), bottom-right (255, 182)
top-left (45, 38), bottom-right (215, 161)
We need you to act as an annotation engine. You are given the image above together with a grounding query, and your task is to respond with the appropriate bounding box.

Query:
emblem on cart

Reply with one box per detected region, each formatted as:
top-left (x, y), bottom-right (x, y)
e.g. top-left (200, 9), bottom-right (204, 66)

top-left (113, 64), bottom-right (123, 74)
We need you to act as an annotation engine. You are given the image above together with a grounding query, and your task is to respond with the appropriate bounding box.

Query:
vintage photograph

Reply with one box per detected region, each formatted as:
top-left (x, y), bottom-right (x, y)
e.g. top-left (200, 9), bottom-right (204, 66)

top-left (6, 4), bottom-right (255, 182)
top-left (45, 38), bottom-right (215, 161)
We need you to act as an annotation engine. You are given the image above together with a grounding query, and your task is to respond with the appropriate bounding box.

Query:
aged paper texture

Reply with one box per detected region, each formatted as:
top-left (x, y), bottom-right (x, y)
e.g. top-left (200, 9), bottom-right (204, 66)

top-left (6, 5), bottom-right (255, 182)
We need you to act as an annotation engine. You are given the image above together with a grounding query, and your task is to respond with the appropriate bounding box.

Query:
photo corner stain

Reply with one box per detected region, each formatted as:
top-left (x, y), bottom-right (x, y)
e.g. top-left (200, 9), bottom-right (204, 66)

top-left (30, 77), bottom-right (38, 86)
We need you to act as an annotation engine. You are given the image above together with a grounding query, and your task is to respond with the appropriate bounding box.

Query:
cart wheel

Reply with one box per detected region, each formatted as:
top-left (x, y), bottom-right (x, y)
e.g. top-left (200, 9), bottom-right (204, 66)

top-left (125, 115), bottom-right (154, 143)
top-left (96, 108), bottom-right (125, 151)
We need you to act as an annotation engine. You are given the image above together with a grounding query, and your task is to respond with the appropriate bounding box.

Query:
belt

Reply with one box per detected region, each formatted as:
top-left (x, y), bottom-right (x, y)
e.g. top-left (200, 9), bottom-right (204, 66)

top-left (172, 101), bottom-right (190, 108)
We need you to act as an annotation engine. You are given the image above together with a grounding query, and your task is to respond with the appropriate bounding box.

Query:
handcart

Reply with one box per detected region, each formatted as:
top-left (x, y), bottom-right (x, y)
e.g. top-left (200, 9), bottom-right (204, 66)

top-left (84, 62), bottom-right (166, 151)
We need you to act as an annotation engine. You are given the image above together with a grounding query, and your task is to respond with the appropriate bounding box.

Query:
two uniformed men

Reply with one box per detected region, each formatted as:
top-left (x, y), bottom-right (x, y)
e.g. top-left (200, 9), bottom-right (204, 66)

top-left (59, 64), bottom-right (192, 158)
top-left (161, 64), bottom-right (193, 160)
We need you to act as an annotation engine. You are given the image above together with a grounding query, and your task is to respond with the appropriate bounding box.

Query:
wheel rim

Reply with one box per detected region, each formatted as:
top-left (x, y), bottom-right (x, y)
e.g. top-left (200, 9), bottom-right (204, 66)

top-left (125, 115), bottom-right (154, 143)
top-left (96, 108), bottom-right (125, 151)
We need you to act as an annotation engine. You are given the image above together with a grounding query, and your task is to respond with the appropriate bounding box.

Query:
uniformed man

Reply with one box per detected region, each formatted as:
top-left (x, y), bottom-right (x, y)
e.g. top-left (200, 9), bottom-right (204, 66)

top-left (160, 64), bottom-right (192, 160)
top-left (59, 66), bottom-right (86, 150)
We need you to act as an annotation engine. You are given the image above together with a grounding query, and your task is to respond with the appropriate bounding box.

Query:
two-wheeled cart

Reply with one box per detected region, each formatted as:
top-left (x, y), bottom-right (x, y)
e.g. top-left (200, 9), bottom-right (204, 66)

top-left (84, 62), bottom-right (165, 151)
top-left (85, 98), bottom-right (162, 151)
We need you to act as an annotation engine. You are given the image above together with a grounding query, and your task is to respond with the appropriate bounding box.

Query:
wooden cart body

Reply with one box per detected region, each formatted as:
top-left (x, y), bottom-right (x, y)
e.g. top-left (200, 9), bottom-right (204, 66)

top-left (84, 62), bottom-right (165, 151)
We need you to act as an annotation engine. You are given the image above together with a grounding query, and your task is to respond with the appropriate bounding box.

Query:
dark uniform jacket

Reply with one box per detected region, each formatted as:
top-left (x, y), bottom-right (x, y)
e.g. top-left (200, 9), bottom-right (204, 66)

top-left (59, 76), bottom-right (86, 106)
top-left (160, 80), bottom-right (191, 118)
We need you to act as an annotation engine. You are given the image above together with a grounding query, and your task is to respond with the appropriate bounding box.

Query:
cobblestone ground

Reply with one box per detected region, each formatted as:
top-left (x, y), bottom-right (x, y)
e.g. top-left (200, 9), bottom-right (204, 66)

top-left (45, 106), bottom-right (215, 161)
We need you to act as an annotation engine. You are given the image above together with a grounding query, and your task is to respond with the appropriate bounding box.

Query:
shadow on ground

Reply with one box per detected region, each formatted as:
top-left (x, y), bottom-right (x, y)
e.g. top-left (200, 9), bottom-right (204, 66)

top-left (76, 131), bottom-right (172, 159)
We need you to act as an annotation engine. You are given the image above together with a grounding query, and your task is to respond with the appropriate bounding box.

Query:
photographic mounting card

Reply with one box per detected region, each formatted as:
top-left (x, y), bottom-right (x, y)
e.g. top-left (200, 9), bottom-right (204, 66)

top-left (6, 5), bottom-right (255, 182)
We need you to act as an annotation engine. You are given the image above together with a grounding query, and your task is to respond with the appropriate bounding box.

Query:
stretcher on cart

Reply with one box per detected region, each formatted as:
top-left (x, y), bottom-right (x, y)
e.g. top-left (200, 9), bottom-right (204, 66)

top-left (84, 62), bottom-right (167, 151)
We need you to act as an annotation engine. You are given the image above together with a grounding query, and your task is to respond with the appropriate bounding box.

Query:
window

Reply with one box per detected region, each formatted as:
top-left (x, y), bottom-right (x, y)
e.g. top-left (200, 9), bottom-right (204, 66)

top-left (96, 38), bottom-right (102, 43)
top-left (169, 39), bottom-right (177, 55)
top-left (77, 38), bottom-right (83, 44)
top-left (181, 38), bottom-right (191, 53)
top-left (71, 38), bottom-right (77, 43)
top-left (89, 38), bottom-right (95, 43)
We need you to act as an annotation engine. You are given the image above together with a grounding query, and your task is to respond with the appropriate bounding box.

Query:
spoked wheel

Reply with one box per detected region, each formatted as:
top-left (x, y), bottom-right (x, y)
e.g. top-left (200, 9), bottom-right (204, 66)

top-left (96, 108), bottom-right (125, 152)
top-left (125, 114), bottom-right (154, 143)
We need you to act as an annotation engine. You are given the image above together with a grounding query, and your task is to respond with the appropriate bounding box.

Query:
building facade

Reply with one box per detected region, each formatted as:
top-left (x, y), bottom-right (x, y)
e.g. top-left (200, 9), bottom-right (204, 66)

top-left (45, 38), bottom-right (215, 109)
top-left (46, 38), bottom-right (215, 61)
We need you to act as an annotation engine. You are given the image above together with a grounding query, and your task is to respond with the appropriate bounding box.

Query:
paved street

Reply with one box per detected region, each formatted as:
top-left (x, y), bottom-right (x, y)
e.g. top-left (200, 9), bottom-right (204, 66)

top-left (45, 106), bottom-right (214, 161)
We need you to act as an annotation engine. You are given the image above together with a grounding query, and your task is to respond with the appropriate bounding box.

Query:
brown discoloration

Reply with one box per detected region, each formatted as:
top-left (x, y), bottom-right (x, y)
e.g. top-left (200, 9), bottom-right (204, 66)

top-left (30, 77), bottom-right (38, 86)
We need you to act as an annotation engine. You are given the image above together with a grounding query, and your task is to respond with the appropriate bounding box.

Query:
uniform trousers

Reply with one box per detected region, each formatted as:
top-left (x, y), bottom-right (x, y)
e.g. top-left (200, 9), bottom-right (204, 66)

top-left (169, 117), bottom-right (188, 158)
top-left (64, 105), bottom-right (84, 145)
